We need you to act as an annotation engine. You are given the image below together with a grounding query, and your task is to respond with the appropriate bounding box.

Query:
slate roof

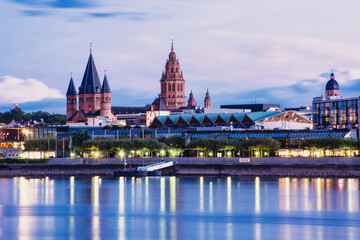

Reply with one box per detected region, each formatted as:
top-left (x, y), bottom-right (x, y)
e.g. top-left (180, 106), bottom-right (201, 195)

top-left (101, 74), bottom-right (111, 93)
top-left (66, 77), bottom-right (77, 96)
top-left (78, 52), bottom-right (102, 94)
top-left (151, 97), bottom-right (168, 111)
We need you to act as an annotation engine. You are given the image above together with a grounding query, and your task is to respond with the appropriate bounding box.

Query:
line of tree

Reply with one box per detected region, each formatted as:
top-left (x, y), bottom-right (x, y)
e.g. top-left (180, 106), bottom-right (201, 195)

top-left (188, 137), bottom-right (281, 157)
top-left (0, 108), bottom-right (66, 125)
top-left (300, 137), bottom-right (359, 155)
top-left (23, 133), bottom-right (282, 158)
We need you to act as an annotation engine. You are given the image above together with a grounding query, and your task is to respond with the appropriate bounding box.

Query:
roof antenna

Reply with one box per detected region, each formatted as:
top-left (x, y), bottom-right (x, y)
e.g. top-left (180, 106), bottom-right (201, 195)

top-left (171, 37), bottom-right (174, 52)
top-left (71, 72), bottom-right (72, 78)
top-left (90, 42), bottom-right (92, 53)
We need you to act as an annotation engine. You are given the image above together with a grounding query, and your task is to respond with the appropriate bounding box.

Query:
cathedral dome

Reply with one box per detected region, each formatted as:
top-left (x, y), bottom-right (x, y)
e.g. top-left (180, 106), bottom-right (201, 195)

top-left (326, 73), bottom-right (339, 90)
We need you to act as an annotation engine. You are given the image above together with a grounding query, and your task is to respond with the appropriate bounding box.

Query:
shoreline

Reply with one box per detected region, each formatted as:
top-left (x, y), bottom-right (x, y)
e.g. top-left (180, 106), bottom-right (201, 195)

top-left (0, 163), bottom-right (360, 178)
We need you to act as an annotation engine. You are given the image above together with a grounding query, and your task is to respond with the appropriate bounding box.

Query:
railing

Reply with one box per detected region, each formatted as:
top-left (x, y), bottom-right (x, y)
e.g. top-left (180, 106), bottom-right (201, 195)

top-left (137, 161), bottom-right (174, 171)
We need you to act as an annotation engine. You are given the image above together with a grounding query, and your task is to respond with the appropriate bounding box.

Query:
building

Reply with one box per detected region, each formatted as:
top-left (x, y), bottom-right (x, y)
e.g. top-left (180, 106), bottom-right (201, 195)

top-left (150, 111), bottom-right (311, 130)
top-left (204, 89), bottom-right (211, 108)
top-left (187, 91), bottom-right (197, 108)
top-left (220, 104), bottom-right (280, 112)
top-left (66, 47), bottom-right (115, 125)
top-left (159, 42), bottom-right (186, 109)
top-left (313, 72), bottom-right (359, 136)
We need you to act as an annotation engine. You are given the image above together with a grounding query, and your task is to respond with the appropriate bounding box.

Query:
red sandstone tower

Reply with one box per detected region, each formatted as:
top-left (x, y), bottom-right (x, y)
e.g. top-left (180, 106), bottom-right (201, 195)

top-left (187, 90), bottom-right (196, 108)
top-left (160, 41), bottom-right (185, 109)
top-left (66, 46), bottom-right (115, 124)
top-left (66, 76), bottom-right (77, 119)
top-left (204, 89), bottom-right (211, 108)
top-left (100, 73), bottom-right (112, 118)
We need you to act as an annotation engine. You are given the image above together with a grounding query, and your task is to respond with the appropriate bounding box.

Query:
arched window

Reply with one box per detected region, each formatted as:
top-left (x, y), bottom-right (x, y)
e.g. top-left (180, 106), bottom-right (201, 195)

top-left (172, 83), bottom-right (176, 91)
top-left (168, 83), bottom-right (171, 91)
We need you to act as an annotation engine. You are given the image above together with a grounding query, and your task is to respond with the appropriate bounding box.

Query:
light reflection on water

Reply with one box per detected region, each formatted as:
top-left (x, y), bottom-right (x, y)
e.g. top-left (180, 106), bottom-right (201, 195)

top-left (0, 176), bottom-right (359, 239)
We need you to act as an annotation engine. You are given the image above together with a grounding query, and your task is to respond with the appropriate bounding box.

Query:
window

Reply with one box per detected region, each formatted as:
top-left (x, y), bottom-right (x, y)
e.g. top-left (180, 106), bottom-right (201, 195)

top-left (88, 105), bottom-right (92, 112)
top-left (168, 83), bottom-right (171, 91)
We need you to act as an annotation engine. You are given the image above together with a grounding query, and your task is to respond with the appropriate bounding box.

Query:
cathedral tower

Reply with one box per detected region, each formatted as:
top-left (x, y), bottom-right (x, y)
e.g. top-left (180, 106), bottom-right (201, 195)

top-left (187, 90), bottom-right (196, 108)
top-left (100, 72), bottom-right (112, 118)
top-left (78, 47), bottom-right (102, 114)
top-left (204, 89), bottom-right (211, 108)
top-left (160, 41), bottom-right (185, 109)
top-left (66, 76), bottom-right (77, 120)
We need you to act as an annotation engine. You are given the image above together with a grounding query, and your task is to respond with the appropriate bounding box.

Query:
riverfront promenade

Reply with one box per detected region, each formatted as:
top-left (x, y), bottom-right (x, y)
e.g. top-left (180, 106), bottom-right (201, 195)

top-left (0, 157), bottom-right (360, 177)
top-left (46, 156), bottom-right (360, 165)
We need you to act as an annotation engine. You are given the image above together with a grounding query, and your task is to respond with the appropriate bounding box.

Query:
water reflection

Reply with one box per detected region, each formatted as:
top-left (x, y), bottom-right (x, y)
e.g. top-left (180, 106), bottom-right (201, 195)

top-left (1, 176), bottom-right (360, 240)
top-left (227, 177), bottom-right (232, 213)
top-left (91, 176), bottom-right (101, 240)
top-left (255, 177), bottom-right (260, 213)
top-left (199, 176), bottom-right (204, 212)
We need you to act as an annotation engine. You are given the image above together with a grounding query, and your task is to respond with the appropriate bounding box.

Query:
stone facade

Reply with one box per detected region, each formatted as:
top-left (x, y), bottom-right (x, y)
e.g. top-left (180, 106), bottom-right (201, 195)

top-left (160, 42), bottom-right (185, 109)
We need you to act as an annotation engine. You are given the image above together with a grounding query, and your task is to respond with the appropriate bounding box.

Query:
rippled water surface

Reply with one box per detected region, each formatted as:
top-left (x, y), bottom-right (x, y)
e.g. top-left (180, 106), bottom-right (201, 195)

top-left (0, 176), bottom-right (359, 239)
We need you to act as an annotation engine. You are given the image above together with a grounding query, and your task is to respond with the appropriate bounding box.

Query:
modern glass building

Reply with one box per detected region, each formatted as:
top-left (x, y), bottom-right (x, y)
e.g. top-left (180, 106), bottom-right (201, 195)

top-left (312, 73), bottom-right (359, 136)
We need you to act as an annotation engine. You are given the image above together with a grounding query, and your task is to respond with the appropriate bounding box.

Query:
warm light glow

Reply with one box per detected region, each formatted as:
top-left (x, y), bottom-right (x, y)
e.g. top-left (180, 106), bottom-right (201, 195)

top-left (160, 149), bottom-right (166, 156)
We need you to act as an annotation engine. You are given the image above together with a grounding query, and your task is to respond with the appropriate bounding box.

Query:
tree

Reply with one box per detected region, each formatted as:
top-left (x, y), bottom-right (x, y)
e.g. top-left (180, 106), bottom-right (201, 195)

top-left (72, 130), bottom-right (91, 151)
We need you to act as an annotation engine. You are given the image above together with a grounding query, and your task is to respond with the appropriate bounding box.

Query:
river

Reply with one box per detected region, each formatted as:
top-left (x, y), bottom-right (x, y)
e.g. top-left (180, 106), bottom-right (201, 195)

top-left (0, 176), bottom-right (359, 239)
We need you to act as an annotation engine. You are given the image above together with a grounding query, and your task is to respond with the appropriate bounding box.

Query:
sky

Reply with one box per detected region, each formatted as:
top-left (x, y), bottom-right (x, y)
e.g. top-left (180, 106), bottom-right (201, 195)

top-left (1, 0), bottom-right (360, 113)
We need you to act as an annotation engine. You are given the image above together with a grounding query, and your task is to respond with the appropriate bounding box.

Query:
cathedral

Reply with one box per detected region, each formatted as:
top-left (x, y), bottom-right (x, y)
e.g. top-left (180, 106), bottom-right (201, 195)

top-left (66, 47), bottom-right (115, 124)
top-left (156, 42), bottom-right (211, 111)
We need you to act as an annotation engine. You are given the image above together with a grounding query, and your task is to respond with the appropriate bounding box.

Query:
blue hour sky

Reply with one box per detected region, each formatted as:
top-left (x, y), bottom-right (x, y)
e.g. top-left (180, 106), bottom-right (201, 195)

top-left (1, 0), bottom-right (360, 113)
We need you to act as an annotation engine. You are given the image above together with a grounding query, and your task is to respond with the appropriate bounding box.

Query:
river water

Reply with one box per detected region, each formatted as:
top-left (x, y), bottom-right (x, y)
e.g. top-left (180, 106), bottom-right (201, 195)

top-left (0, 176), bottom-right (359, 239)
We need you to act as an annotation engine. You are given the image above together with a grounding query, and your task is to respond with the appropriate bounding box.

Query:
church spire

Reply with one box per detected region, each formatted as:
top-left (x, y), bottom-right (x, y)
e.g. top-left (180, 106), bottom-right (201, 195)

top-left (188, 90), bottom-right (196, 108)
top-left (171, 39), bottom-right (174, 52)
top-left (78, 46), bottom-right (101, 94)
top-left (204, 89), bottom-right (211, 108)
top-left (66, 75), bottom-right (77, 96)
top-left (101, 71), bottom-right (111, 93)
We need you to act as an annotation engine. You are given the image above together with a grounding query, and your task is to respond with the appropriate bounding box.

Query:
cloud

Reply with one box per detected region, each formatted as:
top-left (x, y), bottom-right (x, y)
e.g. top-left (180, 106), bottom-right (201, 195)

top-left (21, 9), bottom-right (48, 16)
top-left (86, 11), bottom-right (147, 20)
top-left (12, 0), bottom-right (94, 9)
top-left (0, 76), bottom-right (64, 104)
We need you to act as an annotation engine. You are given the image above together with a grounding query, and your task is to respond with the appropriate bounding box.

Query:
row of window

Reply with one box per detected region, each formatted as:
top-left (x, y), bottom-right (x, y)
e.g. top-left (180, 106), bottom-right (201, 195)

top-left (161, 82), bottom-right (184, 92)
top-left (76, 97), bottom-right (110, 103)
top-left (313, 100), bottom-right (358, 110)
